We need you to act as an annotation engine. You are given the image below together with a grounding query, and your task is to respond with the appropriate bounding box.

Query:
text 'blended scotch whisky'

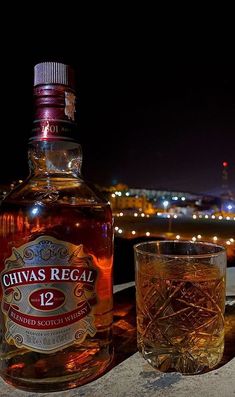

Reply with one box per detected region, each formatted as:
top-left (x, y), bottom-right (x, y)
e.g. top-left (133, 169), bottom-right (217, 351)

top-left (0, 62), bottom-right (114, 392)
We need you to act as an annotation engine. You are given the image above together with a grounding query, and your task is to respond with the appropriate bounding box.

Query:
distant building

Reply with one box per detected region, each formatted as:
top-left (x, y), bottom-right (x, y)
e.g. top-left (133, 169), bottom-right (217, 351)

top-left (110, 194), bottom-right (156, 215)
top-left (100, 183), bottom-right (223, 216)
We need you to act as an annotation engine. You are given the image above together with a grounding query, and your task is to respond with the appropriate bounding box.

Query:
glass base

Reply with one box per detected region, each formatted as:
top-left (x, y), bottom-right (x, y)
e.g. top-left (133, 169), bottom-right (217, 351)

top-left (139, 344), bottom-right (224, 375)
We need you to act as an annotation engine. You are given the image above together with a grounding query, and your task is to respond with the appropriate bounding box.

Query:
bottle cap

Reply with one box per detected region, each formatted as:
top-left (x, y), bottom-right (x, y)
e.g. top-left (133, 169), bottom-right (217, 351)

top-left (34, 62), bottom-right (75, 88)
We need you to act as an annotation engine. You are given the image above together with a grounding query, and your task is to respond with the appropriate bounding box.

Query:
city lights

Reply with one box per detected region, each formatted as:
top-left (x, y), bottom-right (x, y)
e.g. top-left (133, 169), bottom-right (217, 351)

top-left (112, 212), bottom-right (235, 256)
top-left (113, 211), bottom-right (235, 223)
top-left (108, 187), bottom-right (234, 259)
top-left (163, 200), bottom-right (169, 209)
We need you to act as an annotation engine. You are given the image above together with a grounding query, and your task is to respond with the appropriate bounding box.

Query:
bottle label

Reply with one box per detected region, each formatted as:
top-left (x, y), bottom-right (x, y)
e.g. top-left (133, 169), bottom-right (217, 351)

top-left (0, 236), bottom-right (98, 353)
top-left (30, 89), bottom-right (77, 142)
top-left (65, 91), bottom-right (76, 121)
top-left (30, 118), bottom-right (78, 142)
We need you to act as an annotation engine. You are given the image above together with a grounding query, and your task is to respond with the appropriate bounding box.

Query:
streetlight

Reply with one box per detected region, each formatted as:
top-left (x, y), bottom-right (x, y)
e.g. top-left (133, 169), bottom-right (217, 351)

top-left (163, 200), bottom-right (169, 213)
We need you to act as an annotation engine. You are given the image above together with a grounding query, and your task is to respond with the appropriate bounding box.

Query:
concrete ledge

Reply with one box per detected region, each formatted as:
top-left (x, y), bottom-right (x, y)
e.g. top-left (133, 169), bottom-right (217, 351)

top-left (1, 353), bottom-right (234, 397)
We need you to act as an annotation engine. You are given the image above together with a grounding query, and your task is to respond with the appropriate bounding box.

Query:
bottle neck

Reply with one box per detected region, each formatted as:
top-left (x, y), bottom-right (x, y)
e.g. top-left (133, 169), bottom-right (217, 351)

top-left (29, 84), bottom-right (82, 177)
top-left (28, 141), bottom-right (82, 177)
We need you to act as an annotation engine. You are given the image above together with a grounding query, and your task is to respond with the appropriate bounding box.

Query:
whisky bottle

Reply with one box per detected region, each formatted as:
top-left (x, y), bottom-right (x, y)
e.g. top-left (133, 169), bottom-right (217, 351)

top-left (0, 62), bottom-right (113, 392)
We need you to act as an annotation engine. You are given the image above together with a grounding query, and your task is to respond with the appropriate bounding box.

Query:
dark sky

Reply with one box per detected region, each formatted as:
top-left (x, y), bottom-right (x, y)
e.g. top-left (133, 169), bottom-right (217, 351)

top-left (2, 39), bottom-right (235, 195)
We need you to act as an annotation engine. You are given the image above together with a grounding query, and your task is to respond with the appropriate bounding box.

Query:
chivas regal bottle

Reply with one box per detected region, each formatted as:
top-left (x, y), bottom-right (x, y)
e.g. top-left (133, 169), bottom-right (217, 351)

top-left (0, 62), bottom-right (113, 392)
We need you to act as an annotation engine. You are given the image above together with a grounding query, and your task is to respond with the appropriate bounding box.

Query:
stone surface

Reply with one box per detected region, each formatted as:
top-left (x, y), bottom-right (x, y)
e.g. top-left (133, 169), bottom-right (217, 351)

top-left (1, 354), bottom-right (235, 397)
top-left (227, 267), bottom-right (235, 296)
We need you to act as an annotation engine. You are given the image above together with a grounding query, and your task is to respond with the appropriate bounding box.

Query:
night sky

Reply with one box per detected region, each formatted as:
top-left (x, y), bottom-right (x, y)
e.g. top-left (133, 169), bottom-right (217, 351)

top-left (2, 39), bottom-right (235, 196)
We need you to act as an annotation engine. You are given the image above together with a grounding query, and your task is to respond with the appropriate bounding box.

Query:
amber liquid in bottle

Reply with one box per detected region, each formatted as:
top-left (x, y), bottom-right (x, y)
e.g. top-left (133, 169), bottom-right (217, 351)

top-left (0, 63), bottom-right (113, 392)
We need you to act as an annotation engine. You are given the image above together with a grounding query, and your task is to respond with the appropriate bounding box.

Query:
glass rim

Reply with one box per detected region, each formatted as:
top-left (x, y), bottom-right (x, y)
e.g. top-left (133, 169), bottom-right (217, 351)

top-left (134, 240), bottom-right (226, 259)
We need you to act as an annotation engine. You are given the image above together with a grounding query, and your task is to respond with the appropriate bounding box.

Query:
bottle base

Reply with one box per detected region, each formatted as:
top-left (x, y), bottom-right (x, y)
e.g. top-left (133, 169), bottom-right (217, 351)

top-left (1, 352), bottom-right (114, 393)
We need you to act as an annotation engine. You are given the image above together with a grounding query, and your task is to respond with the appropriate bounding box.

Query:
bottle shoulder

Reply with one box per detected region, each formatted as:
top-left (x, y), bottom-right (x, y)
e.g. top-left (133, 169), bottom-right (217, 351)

top-left (1, 176), bottom-right (109, 208)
